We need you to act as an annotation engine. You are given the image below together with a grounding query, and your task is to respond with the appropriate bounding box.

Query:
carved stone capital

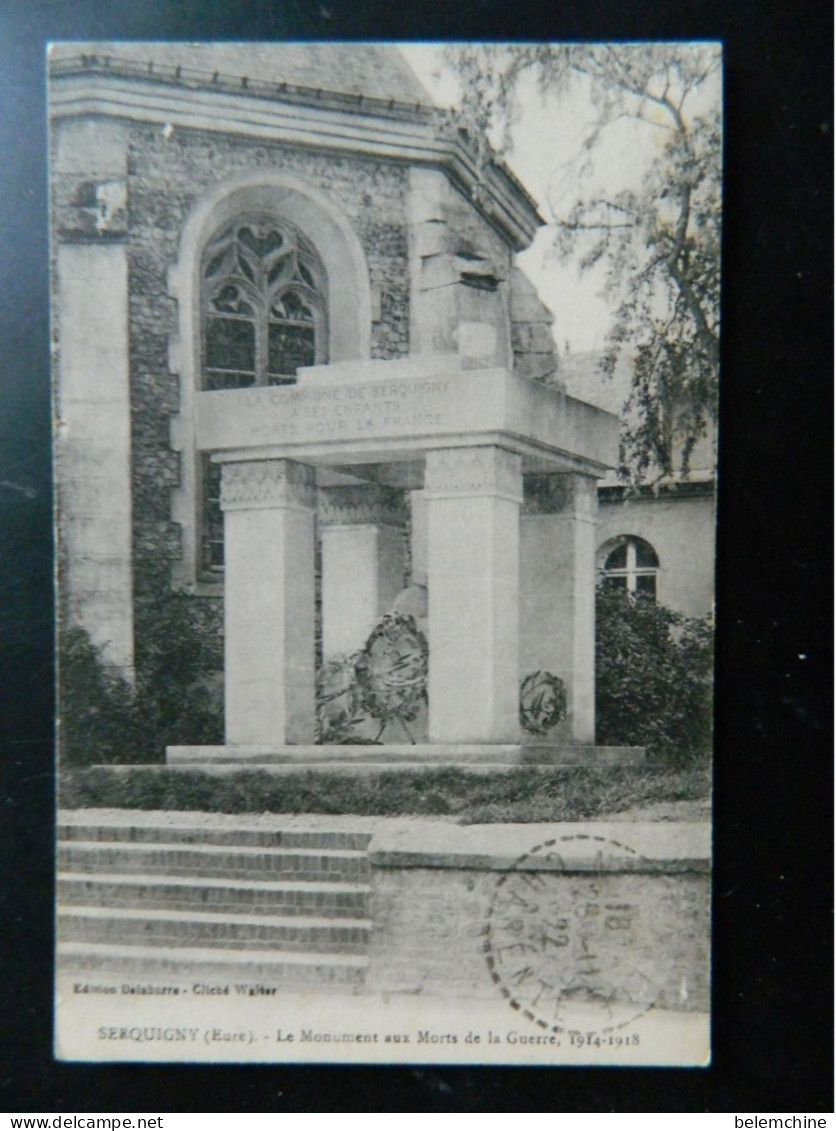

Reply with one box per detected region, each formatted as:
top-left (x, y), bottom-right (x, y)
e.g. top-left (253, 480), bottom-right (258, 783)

top-left (522, 472), bottom-right (598, 518)
top-left (424, 446), bottom-right (522, 502)
top-left (318, 484), bottom-right (406, 527)
top-left (220, 459), bottom-right (316, 511)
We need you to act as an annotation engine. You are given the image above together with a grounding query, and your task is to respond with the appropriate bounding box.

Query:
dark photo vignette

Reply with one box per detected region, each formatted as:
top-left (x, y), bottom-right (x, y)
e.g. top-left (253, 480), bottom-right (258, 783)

top-left (0, 0), bottom-right (831, 1113)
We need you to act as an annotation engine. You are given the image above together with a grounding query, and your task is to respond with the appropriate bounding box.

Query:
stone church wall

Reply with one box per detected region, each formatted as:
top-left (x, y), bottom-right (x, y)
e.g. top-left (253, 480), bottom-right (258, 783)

top-left (121, 127), bottom-right (416, 667)
top-left (52, 101), bottom-right (550, 709)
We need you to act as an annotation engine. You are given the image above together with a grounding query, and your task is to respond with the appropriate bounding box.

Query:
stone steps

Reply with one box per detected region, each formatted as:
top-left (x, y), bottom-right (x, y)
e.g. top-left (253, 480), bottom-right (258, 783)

top-left (57, 942), bottom-right (368, 985)
top-left (58, 905), bottom-right (371, 953)
top-left (56, 815), bottom-right (373, 986)
top-left (57, 872), bottom-right (370, 918)
top-left (57, 840), bottom-right (370, 884)
top-left (57, 822), bottom-right (371, 851)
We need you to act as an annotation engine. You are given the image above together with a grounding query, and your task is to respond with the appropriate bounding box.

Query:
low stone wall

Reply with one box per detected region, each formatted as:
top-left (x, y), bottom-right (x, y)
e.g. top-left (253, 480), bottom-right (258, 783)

top-left (365, 822), bottom-right (710, 1013)
top-left (56, 809), bottom-right (710, 1019)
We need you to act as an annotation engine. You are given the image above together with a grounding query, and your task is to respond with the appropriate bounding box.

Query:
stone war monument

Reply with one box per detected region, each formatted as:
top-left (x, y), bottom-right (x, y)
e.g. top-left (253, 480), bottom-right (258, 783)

top-left (49, 43), bottom-right (641, 770)
top-left (49, 43), bottom-right (721, 1073)
top-left (175, 355), bottom-right (629, 766)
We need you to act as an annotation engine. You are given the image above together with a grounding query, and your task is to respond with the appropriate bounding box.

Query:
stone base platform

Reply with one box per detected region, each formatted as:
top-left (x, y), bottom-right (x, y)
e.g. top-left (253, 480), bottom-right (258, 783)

top-left (166, 744), bottom-right (645, 769)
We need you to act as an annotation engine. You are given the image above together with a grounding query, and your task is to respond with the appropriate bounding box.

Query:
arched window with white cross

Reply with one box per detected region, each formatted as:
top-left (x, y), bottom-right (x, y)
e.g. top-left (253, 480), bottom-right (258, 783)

top-left (599, 535), bottom-right (660, 601)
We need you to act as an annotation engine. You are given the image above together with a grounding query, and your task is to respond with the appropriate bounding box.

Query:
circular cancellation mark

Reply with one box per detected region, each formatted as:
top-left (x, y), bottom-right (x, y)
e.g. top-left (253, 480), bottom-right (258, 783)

top-left (484, 834), bottom-right (662, 1036)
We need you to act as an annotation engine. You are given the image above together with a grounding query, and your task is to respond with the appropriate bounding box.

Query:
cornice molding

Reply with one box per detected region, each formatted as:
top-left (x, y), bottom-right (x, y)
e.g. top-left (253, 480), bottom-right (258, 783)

top-left (598, 478), bottom-right (716, 503)
top-left (49, 52), bottom-right (435, 122)
top-left (49, 57), bottom-right (543, 251)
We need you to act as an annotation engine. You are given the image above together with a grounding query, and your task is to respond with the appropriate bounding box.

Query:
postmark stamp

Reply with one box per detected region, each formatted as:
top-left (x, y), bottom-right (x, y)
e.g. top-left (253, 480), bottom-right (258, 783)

top-left (484, 834), bottom-right (662, 1036)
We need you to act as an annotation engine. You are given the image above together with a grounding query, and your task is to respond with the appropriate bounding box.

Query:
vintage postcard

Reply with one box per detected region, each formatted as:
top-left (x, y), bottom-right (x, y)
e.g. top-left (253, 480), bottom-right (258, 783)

top-left (51, 41), bottom-right (718, 1065)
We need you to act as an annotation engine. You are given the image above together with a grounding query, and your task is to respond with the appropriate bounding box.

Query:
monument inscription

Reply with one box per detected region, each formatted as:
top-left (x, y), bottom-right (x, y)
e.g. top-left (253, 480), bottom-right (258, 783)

top-left (194, 367), bottom-right (618, 470)
top-left (207, 378), bottom-right (452, 446)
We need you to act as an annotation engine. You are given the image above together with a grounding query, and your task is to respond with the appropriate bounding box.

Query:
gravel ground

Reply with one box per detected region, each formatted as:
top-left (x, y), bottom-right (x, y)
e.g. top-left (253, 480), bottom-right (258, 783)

top-left (602, 798), bottom-right (712, 822)
top-left (59, 797), bottom-right (710, 830)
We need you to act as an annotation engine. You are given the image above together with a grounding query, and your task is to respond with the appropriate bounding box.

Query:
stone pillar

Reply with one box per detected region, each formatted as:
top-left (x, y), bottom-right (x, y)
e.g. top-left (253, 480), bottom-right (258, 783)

top-left (220, 459), bottom-right (317, 745)
top-left (53, 119), bottom-right (134, 676)
top-left (520, 473), bottom-right (598, 743)
top-left (424, 446), bottom-right (522, 743)
top-left (409, 489), bottom-right (428, 586)
top-left (318, 485), bottom-right (406, 658)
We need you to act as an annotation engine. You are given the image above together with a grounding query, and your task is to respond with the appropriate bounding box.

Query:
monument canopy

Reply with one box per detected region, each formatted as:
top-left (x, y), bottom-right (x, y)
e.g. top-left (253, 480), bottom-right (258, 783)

top-left (195, 359), bottom-right (619, 477)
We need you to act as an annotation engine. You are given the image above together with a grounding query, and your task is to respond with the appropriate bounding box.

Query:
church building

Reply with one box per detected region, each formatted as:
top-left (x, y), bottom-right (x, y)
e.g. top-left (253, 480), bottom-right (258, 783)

top-left (50, 43), bottom-right (642, 756)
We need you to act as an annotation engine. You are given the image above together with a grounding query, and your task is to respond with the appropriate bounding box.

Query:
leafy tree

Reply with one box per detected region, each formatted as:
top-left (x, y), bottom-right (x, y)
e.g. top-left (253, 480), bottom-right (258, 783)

top-left (595, 585), bottom-right (713, 764)
top-left (448, 44), bottom-right (721, 479)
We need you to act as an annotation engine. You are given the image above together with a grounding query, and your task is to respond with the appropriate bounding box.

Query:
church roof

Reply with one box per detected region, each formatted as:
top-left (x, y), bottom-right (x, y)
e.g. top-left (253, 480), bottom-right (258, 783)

top-left (48, 42), bottom-right (434, 108)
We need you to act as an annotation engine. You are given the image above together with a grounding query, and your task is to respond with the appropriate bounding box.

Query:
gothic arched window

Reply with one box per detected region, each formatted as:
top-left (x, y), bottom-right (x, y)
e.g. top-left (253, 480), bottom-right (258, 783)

top-left (200, 216), bottom-right (327, 573)
top-left (202, 216), bottom-right (327, 389)
top-left (601, 536), bottom-right (660, 601)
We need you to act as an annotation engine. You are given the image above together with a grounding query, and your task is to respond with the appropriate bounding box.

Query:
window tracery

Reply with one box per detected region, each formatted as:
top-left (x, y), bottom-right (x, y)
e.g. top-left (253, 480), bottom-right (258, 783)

top-left (199, 215), bottom-right (327, 574)
top-left (201, 216), bottom-right (326, 390)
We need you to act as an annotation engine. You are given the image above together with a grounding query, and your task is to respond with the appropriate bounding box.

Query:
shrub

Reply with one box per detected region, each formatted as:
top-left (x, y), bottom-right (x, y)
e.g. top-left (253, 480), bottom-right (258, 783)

top-left (595, 586), bottom-right (713, 764)
top-left (133, 592), bottom-right (224, 752)
top-left (58, 594), bottom-right (224, 767)
top-left (57, 626), bottom-right (145, 766)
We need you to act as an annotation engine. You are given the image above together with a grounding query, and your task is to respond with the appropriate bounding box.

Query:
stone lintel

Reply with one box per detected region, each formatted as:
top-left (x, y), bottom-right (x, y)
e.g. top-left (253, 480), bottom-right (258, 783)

top-left (220, 458), bottom-right (316, 512)
top-left (195, 367), bottom-right (619, 477)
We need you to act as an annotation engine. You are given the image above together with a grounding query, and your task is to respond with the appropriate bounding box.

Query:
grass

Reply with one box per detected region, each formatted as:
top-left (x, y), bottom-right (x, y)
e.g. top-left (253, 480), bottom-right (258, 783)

top-left (58, 762), bottom-right (711, 823)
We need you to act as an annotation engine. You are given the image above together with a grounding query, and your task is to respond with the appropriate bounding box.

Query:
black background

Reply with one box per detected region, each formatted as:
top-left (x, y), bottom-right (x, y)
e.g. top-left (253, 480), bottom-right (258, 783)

top-left (0, 0), bottom-right (832, 1113)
